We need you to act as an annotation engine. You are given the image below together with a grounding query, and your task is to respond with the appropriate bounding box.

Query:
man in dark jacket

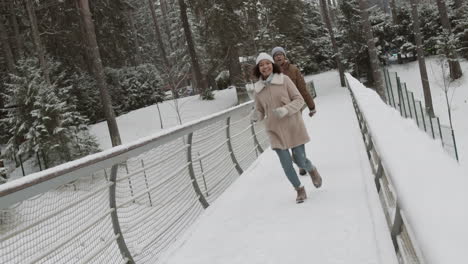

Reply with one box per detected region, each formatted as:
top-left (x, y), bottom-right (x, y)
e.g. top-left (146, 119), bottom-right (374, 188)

top-left (272, 46), bottom-right (316, 176)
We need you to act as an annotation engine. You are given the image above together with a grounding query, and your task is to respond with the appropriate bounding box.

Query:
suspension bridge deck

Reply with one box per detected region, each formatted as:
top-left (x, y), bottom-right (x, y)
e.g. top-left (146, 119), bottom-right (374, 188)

top-left (160, 72), bottom-right (398, 264)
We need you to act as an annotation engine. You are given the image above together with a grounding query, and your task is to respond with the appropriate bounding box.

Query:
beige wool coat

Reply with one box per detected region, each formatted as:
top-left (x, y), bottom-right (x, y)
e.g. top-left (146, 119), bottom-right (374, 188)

top-left (254, 73), bottom-right (310, 150)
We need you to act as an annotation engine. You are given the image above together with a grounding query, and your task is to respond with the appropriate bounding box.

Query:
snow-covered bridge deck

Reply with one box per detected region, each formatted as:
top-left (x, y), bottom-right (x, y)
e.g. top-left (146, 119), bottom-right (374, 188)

top-left (160, 73), bottom-right (398, 264)
top-left (6, 72), bottom-right (466, 263)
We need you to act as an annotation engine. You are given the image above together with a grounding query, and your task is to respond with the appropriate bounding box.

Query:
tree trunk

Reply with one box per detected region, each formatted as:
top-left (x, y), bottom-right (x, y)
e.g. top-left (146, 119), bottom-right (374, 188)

top-left (410, 0), bottom-right (434, 117)
top-left (216, 2), bottom-right (247, 103)
top-left (390, 0), bottom-right (399, 24)
top-left (319, 0), bottom-right (345, 87)
top-left (382, 0), bottom-right (390, 14)
top-left (228, 46), bottom-right (249, 103)
top-left (77, 0), bottom-right (123, 148)
top-left (160, 0), bottom-right (174, 52)
top-left (0, 15), bottom-right (16, 74)
top-left (436, 0), bottom-right (451, 29)
top-left (25, 0), bottom-right (51, 85)
top-left (354, 57), bottom-right (361, 80)
top-left (246, 6), bottom-right (259, 55)
top-left (327, 0), bottom-right (336, 26)
top-left (75, 0), bottom-right (94, 74)
top-left (127, 10), bottom-right (142, 65)
top-left (178, 0), bottom-right (208, 98)
top-left (8, 1), bottom-right (24, 59)
top-left (435, 0), bottom-right (462, 79)
top-left (148, 0), bottom-right (170, 68)
top-left (357, 0), bottom-right (386, 101)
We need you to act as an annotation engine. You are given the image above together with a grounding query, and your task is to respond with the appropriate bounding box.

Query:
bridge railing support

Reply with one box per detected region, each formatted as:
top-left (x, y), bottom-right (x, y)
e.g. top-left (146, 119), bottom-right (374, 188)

top-left (346, 75), bottom-right (425, 264)
top-left (0, 101), bottom-right (270, 263)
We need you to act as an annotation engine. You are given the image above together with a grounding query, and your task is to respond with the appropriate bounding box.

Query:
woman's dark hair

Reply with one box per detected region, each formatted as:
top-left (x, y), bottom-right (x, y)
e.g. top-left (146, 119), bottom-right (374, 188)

top-left (252, 62), bottom-right (282, 79)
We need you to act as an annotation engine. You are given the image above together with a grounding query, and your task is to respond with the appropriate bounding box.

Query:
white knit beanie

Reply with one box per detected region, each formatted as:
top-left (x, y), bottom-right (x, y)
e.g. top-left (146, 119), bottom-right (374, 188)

top-left (255, 52), bottom-right (275, 65)
top-left (271, 46), bottom-right (286, 57)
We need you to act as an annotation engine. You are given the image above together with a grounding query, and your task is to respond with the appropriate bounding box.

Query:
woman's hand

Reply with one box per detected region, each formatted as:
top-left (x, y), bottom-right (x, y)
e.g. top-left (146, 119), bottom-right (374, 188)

top-left (250, 110), bottom-right (259, 122)
top-left (250, 109), bottom-right (265, 122)
top-left (272, 107), bottom-right (288, 119)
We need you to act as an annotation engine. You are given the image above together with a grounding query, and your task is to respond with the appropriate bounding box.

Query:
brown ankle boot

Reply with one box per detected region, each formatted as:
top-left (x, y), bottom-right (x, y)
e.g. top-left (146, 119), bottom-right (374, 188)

top-left (295, 186), bottom-right (307, 203)
top-left (309, 166), bottom-right (322, 188)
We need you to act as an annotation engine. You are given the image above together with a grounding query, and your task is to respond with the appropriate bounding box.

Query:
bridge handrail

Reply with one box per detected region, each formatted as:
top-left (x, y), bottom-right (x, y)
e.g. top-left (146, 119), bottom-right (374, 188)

top-left (346, 73), bottom-right (468, 264)
top-left (0, 100), bottom-right (270, 263)
top-left (0, 101), bottom-right (253, 208)
top-left (346, 73), bottom-right (424, 263)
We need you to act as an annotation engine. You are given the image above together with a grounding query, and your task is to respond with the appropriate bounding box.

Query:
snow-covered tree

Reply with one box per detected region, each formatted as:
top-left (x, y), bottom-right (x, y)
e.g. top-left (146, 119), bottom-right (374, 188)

top-left (178, 0), bottom-right (213, 100)
top-left (105, 64), bottom-right (164, 115)
top-left (452, 2), bottom-right (468, 59)
top-left (370, 10), bottom-right (394, 58)
top-left (68, 72), bottom-right (102, 123)
top-left (2, 57), bottom-right (99, 167)
top-left (299, 1), bottom-right (334, 73)
top-left (419, 3), bottom-right (442, 55)
top-left (337, 0), bottom-right (369, 77)
top-left (409, 0), bottom-right (434, 117)
top-left (318, 0), bottom-right (344, 84)
top-left (435, 0), bottom-right (463, 79)
top-left (254, 0), bottom-right (309, 65)
top-left (235, 0), bottom-right (332, 75)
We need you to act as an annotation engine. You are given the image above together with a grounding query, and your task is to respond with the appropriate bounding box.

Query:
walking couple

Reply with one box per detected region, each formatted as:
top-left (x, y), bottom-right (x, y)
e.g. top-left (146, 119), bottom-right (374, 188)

top-left (250, 47), bottom-right (322, 203)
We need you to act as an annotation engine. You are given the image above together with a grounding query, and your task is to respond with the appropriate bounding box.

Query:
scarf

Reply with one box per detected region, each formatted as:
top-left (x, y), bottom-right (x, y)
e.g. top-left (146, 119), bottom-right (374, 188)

top-left (261, 74), bottom-right (274, 85)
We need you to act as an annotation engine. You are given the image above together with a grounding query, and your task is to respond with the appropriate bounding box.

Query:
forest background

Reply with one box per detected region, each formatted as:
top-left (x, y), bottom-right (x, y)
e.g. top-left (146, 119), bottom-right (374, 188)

top-left (0, 0), bottom-right (466, 171)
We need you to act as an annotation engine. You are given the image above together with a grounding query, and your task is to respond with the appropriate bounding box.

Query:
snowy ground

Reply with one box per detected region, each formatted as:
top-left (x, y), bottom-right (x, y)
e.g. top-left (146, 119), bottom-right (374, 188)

top-left (158, 71), bottom-right (398, 264)
top-left (6, 88), bottom-right (238, 178)
top-left (90, 88), bottom-right (238, 150)
top-left (3, 63), bottom-right (468, 262)
top-left (387, 57), bottom-right (468, 173)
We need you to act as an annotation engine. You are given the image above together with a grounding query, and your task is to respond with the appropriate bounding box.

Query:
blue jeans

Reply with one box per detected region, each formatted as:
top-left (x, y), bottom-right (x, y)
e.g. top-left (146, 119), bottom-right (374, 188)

top-left (274, 144), bottom-right (314, 188)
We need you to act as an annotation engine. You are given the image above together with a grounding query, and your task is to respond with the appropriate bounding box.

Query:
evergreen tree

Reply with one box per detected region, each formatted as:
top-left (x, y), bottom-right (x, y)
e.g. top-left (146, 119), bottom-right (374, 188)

top-left (435, 0), bottom-right (463, 79)
top-left (409, 0), bottom-right (434, 117)
top-left (105, 64), bottom-right (163, 115)
top-left (319, 0), bottom-right (345, 85)
top-left (295, 2), bottom-right (335, 74)
top-left (301, 1), bottom-right (334, 73)
top-left (357, 0), bottom-right (385, 99)
top-left (2, 57), bottom-right (99, 166)
top-left (68, 72), bottom-right (102, 123)
top-left (393, 4), bottom-right (415, 62)
top-left (258, 0), bottom-right (308, 63)
top-left (239, 0), bottom-right (332, 74)
top-left (337, 0), bottom-right (368, 77)
top-left (178, 0), bottom-right (213, 100)
top-left (419, 3), bottom-right (443, 55)
top-left (191, 0), bottom-right (247, 98)
top-left (369, 10), bottom-right (393, 58)
top-left (452, 2), bottom-right (468, 59)
top-left (436, 30), bottom-right (462, 66)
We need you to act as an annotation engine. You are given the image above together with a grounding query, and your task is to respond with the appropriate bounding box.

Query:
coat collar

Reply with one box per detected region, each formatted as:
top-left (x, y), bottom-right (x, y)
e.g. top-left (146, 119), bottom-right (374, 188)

top-left (254, 73), bottom-right (284, 93)
top-left (280, 61), bottom-right (291, 73)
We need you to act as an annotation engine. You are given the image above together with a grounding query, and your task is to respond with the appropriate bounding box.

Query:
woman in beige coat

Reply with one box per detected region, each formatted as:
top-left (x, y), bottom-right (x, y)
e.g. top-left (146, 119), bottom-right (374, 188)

top-left (251, 52), bottom-right (322, 203)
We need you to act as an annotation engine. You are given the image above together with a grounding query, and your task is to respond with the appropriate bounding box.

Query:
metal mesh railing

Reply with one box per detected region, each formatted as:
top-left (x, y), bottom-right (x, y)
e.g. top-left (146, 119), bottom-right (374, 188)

top-left (0, 101), bottom-right (269, 263)
top-left (347, 75), bottom-right (424, 264)
top-left (383, 69), bottom-right (459, 161)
